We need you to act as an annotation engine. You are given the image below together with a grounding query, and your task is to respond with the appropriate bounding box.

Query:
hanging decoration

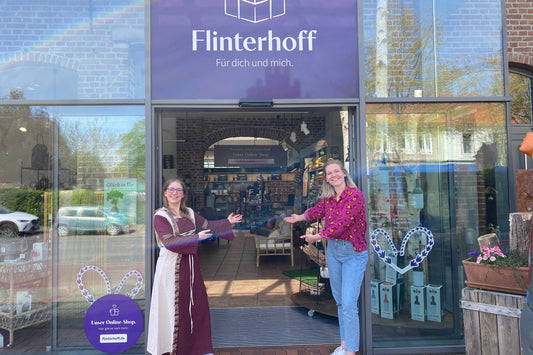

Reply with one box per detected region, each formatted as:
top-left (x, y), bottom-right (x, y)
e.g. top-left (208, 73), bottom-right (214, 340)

top-left (77, 265), bottom-right (144, 304)
top-left (370, 227), bottom-right (435, 274)
top-left (300, 121), bottom-right (310, 135)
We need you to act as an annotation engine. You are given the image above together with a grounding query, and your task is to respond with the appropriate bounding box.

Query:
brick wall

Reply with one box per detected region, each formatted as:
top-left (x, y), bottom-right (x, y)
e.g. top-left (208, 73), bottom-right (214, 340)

top-left (507, 0), bottom-right (533, 67)
top-left (0, 1), bottom-right (144, 99)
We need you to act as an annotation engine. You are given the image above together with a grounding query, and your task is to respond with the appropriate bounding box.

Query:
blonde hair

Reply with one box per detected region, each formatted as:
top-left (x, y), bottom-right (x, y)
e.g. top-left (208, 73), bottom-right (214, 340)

top-left (320, 159), bottom-right (357, 198)
top-left (162, 178), bottom-right (192, 221)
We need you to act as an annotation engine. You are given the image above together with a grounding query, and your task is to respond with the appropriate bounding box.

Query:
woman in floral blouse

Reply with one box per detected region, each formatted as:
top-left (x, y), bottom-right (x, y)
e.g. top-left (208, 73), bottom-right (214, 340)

top-left (284, 159), bottom-right (367, 355)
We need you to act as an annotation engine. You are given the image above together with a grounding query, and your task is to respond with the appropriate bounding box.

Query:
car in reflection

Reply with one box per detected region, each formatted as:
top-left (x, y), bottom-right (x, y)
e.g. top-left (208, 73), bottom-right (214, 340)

top-left (0, 205), bottom-right (40, 235)
top-left (54, 206), bottom-right (130, 236)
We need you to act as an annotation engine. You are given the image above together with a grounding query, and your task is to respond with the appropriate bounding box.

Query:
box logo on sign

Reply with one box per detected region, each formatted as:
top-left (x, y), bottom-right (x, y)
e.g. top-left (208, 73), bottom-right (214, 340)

top-left (225, 0), bottom-right (286, 23)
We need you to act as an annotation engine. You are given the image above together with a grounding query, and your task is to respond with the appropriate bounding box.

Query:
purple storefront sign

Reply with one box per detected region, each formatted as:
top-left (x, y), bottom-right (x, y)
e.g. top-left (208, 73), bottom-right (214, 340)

top-left (151, 0), bottom-right (358, 100)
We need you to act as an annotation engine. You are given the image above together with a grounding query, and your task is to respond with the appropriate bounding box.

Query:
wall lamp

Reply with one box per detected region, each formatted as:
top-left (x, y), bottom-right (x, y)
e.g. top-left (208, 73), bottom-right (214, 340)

top-left (17, 118), bottom-right (27, 132)
top-left (238, 99), bottom-right (274, 108)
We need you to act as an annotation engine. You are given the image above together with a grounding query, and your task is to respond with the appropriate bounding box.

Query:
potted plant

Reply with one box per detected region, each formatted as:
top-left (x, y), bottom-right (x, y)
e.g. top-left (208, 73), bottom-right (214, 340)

top-left (462, 245), bottom-right (529, 295)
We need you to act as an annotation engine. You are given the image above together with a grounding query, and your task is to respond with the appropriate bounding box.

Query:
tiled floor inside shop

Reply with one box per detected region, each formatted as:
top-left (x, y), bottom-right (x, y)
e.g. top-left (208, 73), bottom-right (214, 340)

top-left (201, 228), bottom-right (309, 308)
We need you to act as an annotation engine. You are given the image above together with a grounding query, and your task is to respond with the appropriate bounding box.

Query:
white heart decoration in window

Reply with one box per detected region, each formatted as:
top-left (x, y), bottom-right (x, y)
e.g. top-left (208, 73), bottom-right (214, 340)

top-left (76, 265), bottom-right (144, 304)
top-left (369, 227), bottom-right (435, 274)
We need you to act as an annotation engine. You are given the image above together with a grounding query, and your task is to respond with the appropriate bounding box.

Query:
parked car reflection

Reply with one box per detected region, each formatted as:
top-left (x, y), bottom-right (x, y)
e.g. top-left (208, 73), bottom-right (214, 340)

top-left (54, 206), bottom-right (130, 236)
top-left (0, 205), bottom-right (40, 234)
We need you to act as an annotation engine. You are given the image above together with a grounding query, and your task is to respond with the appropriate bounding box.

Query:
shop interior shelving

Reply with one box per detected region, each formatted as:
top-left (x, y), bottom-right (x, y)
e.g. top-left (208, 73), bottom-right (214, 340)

top-left (289, 220), bottom-right (337, 318)
top-left (0, 259), bottom-right (51, 348)
top-left (206, 172), bottom-right (295, 224)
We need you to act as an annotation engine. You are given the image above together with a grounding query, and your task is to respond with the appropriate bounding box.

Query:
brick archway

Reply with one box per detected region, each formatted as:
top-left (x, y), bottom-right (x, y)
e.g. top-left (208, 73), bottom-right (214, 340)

top-left (172, 114), bottom-right (325, 210)
top-left (204, 126), bottom-right (291, 149)
top-left (509, 57), bottom-right (533, 69)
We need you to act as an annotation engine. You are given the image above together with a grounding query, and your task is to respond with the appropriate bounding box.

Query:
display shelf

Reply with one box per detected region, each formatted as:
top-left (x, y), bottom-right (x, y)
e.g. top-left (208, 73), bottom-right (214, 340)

top-left (0, 260), bottom-right (48, 284)
top-left (371, 309), bottom-right (454, 328)
top-left (0, 260), bottom-right (50, 348)
top-left (290, 237), bottom-right (337, 318)
top-left (0, 304), bottom-right (51, 348)
top-left (303, 167), bottom-right (324, 208)
top-left (206, 172), bottom-right (295, 223)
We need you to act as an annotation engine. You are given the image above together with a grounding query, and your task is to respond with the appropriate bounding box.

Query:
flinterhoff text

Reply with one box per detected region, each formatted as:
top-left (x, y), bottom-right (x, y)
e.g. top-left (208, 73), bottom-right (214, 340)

top-left (192, 30), bottom-right (318, 52)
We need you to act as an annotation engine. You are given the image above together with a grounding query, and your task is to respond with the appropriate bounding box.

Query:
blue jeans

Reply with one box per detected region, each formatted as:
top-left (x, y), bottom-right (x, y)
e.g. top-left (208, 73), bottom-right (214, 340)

top-left (327, 239), bottom-right (368, 352)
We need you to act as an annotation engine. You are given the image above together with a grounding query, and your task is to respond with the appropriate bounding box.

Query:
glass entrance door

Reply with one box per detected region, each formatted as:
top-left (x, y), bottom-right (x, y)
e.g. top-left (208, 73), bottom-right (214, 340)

top-left (154, 108), bottom-right (356, 348)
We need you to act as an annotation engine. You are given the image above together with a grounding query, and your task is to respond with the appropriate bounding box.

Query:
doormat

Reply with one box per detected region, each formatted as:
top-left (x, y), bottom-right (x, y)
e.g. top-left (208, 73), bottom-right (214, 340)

top-left (211, 306), bottom-right (339, 347)
top-left (282, 267), bottom-right (320, 286)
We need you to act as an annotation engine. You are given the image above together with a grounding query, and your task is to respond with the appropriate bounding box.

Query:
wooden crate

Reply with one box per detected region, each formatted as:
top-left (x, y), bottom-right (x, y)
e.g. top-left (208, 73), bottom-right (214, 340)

top-left (461, 287), bottom-right (526, 355)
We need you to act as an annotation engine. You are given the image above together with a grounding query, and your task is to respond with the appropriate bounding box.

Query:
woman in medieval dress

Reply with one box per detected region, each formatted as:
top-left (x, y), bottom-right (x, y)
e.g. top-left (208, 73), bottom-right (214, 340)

top-left (147, 178), bottom-right (242, 355)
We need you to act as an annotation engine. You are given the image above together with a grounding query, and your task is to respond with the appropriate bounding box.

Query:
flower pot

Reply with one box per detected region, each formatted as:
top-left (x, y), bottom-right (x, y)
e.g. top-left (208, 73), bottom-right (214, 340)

top-left (462, 259), bottom-right (529, 295)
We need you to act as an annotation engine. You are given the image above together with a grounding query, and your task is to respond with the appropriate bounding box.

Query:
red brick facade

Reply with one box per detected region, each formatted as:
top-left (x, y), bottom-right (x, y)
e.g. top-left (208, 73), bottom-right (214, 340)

top-left (507, 0), bottom-right (533, 68)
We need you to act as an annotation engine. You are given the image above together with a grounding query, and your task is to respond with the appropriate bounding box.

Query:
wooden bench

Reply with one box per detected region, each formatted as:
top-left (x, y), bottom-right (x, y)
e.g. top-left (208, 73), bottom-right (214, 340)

top-left (254, 222), bottom-right (294, 267)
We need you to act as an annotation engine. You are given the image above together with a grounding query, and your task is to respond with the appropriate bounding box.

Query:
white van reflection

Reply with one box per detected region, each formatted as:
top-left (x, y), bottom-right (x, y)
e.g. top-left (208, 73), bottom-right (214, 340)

top-left (54, 206), bottom-right (130, 236)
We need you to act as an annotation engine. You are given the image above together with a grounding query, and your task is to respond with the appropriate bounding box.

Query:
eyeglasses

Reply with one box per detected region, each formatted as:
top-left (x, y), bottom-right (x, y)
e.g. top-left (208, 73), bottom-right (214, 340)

top-left (167, 187), bottom-right (183, 193)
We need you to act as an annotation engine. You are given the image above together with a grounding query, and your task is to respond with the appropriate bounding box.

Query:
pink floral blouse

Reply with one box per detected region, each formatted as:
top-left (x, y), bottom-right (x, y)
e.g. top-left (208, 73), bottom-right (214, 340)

top-left (304, 186), bottom-right (367, 251)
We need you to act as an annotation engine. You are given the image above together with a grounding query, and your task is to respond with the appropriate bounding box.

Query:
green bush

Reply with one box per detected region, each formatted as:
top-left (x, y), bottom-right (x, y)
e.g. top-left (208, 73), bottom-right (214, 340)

top-left (0, 188), bottom-right (45, 223)
top-left (0, 188), bottom-right (145, 227)
top-left (71, 189), bottom-right (95, 205)
top-left (59, 190), bottom-right (73, 206)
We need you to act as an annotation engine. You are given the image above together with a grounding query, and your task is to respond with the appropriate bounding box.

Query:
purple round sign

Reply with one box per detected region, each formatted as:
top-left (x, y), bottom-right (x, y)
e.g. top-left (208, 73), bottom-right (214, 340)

top-left (84, 294), bottom-right (143, 354)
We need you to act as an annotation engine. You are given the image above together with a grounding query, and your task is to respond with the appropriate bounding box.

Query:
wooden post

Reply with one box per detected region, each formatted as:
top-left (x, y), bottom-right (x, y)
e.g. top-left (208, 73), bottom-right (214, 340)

top-left (478, 233), bottom-right (500, 249)
top-left (509, 212), bottom-right (532, 258)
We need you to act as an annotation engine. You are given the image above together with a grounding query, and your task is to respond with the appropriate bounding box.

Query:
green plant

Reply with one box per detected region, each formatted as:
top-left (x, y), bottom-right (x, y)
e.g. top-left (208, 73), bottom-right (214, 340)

top-left (106, 189), bottom-right (124, 212)
top-left (72, 189), bottom-right (95, 205)
top-left (0, 229), bottom-right (19, 239)
top-left (0, 187), bottom-right (45, 222)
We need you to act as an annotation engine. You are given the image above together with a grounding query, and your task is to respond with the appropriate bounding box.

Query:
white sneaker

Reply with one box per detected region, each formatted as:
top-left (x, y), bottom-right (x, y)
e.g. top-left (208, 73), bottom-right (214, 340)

top-left (331, 346), bottom-right (347, 355)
